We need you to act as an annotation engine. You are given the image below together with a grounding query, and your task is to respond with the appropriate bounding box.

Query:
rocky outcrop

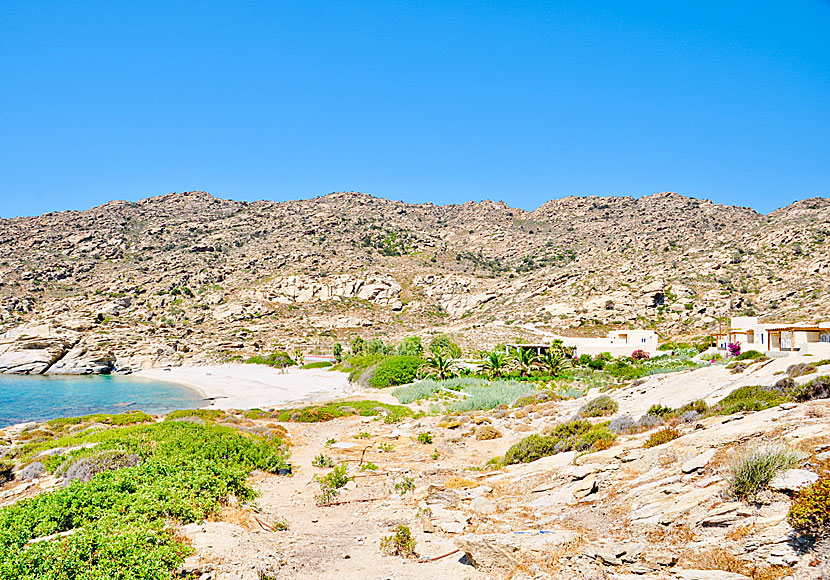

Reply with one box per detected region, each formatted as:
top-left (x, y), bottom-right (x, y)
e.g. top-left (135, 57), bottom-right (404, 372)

top-left (1, 189), bottom-right (830, 372)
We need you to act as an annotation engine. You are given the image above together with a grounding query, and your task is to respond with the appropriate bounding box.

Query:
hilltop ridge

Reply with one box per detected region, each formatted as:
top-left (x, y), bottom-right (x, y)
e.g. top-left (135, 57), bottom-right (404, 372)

top-left (0, 190), bottom-right (829, 372)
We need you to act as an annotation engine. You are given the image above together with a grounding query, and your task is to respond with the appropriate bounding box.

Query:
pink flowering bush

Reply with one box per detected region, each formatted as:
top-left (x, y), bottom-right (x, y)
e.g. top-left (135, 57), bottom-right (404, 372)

top-left (631, 349), bottom-right (650, 361)
top-left (727, 342), bottom-right (741, 357)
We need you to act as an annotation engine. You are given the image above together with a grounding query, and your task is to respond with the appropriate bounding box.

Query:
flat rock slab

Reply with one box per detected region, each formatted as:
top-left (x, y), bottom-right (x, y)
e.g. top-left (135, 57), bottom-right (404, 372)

top-left (455, 530), bottom-right (579, 577)
top-left (681, 449), bottom-right (716, 473)
top-left (675, 570), bottom-right (750, 580)
top-left (768, 469), bottom-right (819, 492)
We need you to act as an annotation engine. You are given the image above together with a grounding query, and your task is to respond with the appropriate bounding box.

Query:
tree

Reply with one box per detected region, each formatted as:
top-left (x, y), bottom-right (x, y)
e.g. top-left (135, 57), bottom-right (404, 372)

top-left (397, 336), bottom-right (423, 357)
top-left (333, 343), bottom-right (343, 362)
top-left (351, 337), bottom-right (366, 356)
top-left (429, 334), bottom-right (462, 357)
top-left (510, 347), bottom-right (540, 377)
top-left (536, 349), bottom-right (571, 377)
top-left (420, 350), bottom-right (459, 380)
top-left (481, 351), bottom-right (509, 378)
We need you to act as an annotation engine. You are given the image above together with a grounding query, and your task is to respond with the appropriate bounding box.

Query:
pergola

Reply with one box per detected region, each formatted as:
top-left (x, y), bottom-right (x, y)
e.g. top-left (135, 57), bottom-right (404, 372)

top-left (765, 326), bottom-right (827, 352)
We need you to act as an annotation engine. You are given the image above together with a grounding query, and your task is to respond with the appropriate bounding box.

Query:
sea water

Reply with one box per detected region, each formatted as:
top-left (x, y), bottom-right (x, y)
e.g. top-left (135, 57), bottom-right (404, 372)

top-left (0, 374), bottom-right (206, 427)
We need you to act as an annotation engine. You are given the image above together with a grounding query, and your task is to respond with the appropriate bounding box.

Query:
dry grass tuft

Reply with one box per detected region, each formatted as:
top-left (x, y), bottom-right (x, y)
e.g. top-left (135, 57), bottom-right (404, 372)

top-left (444, 476), bottom-right (477, 489)
top-left (678, 548), bottom-right (791, 580)
top-left (726, 523), bottom-right (754, 541)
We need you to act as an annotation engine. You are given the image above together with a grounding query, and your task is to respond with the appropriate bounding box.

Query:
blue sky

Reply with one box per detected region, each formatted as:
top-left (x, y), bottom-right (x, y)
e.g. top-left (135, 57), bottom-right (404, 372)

top-left (1, 1), bottom-right (828, 218)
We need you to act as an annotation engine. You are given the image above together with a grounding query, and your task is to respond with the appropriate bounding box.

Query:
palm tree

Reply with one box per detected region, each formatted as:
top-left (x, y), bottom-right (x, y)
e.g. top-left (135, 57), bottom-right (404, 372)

top-left (510, 347), bottom-right (540, 377)
top-left (536, 348), bottom-right (571, 377)
top-left (420, 349), bottom-right (458, 380)
top-left (480, 351), bottom-right (508, 378)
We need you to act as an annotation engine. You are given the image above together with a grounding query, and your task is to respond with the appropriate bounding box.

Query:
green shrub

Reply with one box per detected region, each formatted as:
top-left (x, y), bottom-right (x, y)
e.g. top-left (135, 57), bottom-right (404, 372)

top-left (728, 443), bottom-right (805, 500)
top-left (429, 334), bottom-right (462, 357)
top-left (369, 356), bottom-right (423, 388)
top-left (302, 361), bottom-right (333, 369)
top-left (792, 375), bottom-right (830, 402)
top-left (380, 524), bottom-right (416, 558)
top-left (245, 351), bottom-right (296, 368)
top-left (733, 350), bottom-right (765, 361)
top-left (312, 454), bottom-right (334, 468)
top-left (48, 411), bottom-right (153, 430)
top-left (504, 419), bottom-right (616, 464)
top-left (579, 395), bottom-right (619, 417)
top-left (646, 404), bottom-right (675, 418)
top-left (416, 432), bottom-right (433, 444)
top-left (0, 461), bottom-right (12, 485)
top-left (0, 421), bottom-right (288, 578)
top-left (344, 354), bottom-right (386, 382)
top-left (676, 400), bottom-right (709, 415)
top-left (165, 409), bottom-right (225, 422)
top-left (787, 363), bottom-right (817, 379)
top-left (315, 464), bottom-right (353, 505)
top-left (242, 408), bottom-right (270, 419)
top-left (644, 426), bottom-right (681, 448)
top-left (274, 400), bottom-right (412, 423)
top-left (396, 336), bottom-right (423, 357)
top-left (713, 386), bottom-right (791, 415)
top-left (788, 475), bottom-right (830, 537)
top-left (446, 380), bottom-right (537, 412)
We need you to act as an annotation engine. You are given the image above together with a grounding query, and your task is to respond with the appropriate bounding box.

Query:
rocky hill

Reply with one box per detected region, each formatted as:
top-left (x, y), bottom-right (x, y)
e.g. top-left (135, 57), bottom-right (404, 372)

top-left (1, 190), bottom-right (829, 373)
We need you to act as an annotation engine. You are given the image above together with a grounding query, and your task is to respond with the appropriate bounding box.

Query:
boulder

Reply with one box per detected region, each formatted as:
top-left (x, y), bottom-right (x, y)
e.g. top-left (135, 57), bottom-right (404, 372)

top-left (768, 469), bottom-right (819, 492)
top-left (675, 571), bottom-right (750, 580)
top-left (681, 449), bottom-right (717, 473)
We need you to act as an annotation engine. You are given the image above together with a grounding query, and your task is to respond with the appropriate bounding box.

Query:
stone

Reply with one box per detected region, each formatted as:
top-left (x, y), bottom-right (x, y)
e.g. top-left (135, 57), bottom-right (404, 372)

top-left (675, 571), bottom-right (750, 580)
top-left (455, 530), bottom-right (580, 576)
top-left (768, 469), bottom-right (819, 492)
top-left (681, 449), bottom-right (716, 473)
top-left (470, 496), bottom-right (495, 515)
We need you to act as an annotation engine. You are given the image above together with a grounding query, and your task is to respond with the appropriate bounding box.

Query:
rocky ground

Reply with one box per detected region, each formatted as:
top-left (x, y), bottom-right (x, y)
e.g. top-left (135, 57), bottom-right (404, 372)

top-left (1, 190), bottom-right (830, 373)
top-left (2, 361), bottom-right (828, 579)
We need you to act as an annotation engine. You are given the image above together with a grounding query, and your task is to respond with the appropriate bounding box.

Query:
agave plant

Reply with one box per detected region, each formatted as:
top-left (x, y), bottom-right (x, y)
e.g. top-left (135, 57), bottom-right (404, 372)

top-left (481, 351), bottom-right (509, 378)
top-left (420, 349), bottom-right (459, 380)
top-left (510, 347), bottom-right (540, 377)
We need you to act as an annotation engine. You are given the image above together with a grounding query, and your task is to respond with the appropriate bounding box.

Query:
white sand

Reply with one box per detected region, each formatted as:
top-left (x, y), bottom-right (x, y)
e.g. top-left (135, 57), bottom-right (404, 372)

top-left (135, 364), bottom-right (355, 410)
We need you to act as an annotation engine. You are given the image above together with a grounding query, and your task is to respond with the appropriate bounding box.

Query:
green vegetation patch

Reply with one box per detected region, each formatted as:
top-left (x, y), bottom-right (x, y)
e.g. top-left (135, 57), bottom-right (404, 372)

top-left (579, 395), bottom-right (619, 417)
top-left (301, 361), bottom-right (333, 369)
top-left (504, 419), bottom-right (616, 464)
top-left (788, 475), bottom-right (830, 537)
top-left (245, 351), bottom-right (296, 368)
top-left (0, 421), bottom-right (289, 579)
top-left (729, 443), bottom-right (805, 500)
top-left (713, 386), bottom-right (791, 415)
top-left (47, 411), bottom-right (153, 430)
top-left (274, 400), bottom-right (413, 423)
top-left (368, 356), bottom-right (423, 388)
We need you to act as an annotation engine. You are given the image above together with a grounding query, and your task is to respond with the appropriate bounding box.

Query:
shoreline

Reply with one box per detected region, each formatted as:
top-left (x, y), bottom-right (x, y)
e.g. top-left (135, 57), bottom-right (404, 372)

top-left (135, 364), bottom-right (357, 410)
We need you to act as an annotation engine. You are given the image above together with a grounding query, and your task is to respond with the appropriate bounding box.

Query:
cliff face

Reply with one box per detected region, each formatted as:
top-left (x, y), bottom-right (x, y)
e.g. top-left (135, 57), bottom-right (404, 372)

top-left (1, 190), bottom-right (829, 372)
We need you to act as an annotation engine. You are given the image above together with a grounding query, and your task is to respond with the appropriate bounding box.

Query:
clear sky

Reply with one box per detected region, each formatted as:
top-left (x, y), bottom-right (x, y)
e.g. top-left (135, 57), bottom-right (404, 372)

top-left (1, 1), bottom-right (828, 218)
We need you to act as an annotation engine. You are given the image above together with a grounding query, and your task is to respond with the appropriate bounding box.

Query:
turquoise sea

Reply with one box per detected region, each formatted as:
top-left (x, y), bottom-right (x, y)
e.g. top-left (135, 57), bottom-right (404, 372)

top-left (0, 374), bottom-right (206, 427)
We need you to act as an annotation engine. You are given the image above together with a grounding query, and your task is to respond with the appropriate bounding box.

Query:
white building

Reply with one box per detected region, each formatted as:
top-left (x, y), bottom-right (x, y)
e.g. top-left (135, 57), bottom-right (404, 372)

top-left (716, 316), bottom-right (830, 355)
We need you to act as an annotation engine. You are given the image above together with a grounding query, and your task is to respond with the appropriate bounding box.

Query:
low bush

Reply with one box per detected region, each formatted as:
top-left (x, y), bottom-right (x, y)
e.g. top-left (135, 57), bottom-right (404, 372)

top-left (609, 414), bottom-right (637, 434)
top-left (59, 450), bottom-right (141, 484)
top-left (315, 464), bottom-right (352, 505)
top-left (447, 380), bottom-right (537, 412)
top-left (369, 356), bottom-right (423, 388)
top-left (636, 413), bottom-right (664, 430)
top-left (579, 395), bottom-right (619, 417)
top-left (392, 379), bottom-right (445, 404)
top-left (380, 524), bottom-right (417, 558)
top-left (245, 351), bottom-right (295, 368)
top-left (312, 454), bottom-right (334, 468)
top-left (734, 350), bottom-right (766, 361)
top-left (504, 419), bottom-right (616, 464)
top-left (728, 443), bottom-right (805, 500)
top-left (475, 425), bottom-right (502, 440)
top-left (47, 411), bottom-right (153, 430)
top-left (713, 386), bottom-right (791, 415)
top-left (0, 461), bottom-right (12, 485)
top-left (644, 427), bottom-right (681, 448)
top-left (274, 400), bottom-right (413, 423)
top-left (0, 421), bottom-right (288, 578)
top-left (302, 361), bottom-right (333, 369)
top-left (646, 404), bottom-right (674, 418)
top-left (787, 363), bottom-right (817, 379)
top-left (165, 409), bottom-right (225, 422)
top-left (792, 375), bottom-right (830, 402)
top-left (788, 475), bottom-right (830, 537)
top-left (416, 432), bottom-right (433, 444)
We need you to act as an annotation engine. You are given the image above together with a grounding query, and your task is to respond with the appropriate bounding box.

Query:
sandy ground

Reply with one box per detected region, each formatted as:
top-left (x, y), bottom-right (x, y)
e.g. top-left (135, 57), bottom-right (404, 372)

top-left (136, 365), bottom-right (356, 410)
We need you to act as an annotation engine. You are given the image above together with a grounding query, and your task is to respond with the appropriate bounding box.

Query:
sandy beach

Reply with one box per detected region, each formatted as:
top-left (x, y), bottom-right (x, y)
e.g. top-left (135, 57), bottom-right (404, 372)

top-left (135, 364), bottom-right (356, 410)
